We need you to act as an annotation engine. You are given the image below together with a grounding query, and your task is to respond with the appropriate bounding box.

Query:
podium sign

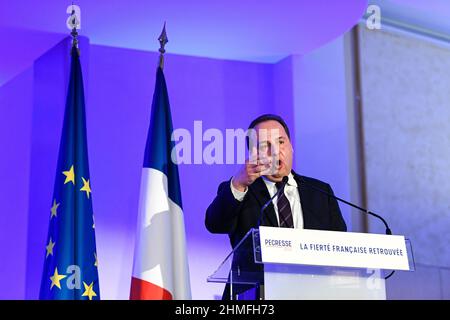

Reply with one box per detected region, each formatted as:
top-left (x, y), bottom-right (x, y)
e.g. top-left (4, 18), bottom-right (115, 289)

top-left (259, 226), bottom-right (411, 271)
top-left (208, 227), bottom-right (414, 299)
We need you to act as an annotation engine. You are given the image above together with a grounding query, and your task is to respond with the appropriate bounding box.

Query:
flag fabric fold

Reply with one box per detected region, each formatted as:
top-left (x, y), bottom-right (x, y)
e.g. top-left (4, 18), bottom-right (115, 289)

top-left (39, 46), bottom-right (100, 300)
top-left (130, 67), bottom-right (191, 300)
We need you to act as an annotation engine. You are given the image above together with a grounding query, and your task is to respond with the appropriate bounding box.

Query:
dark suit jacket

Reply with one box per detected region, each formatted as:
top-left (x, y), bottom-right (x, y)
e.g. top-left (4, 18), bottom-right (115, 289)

top-left (205, 171), bottom-right (347, 299)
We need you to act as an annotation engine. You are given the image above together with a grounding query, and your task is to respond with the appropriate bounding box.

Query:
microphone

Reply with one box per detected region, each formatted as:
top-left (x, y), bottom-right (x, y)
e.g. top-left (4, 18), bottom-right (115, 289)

top-left (298, 177), bottom-right (396, 280)
top-left (299, 178), bottom-right (392, 235)
top-left (257, 176), bottom-right (289, 227)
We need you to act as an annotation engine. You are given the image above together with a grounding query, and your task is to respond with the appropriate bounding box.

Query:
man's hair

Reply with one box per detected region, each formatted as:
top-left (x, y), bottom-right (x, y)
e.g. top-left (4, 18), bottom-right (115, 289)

top-left (248, 114), bottom-right (291, 140)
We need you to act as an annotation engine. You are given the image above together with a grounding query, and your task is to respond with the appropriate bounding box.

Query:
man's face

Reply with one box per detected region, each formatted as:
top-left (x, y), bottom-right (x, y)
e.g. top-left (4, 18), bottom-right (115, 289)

top-left (252, 120), bottom-right (293, 182)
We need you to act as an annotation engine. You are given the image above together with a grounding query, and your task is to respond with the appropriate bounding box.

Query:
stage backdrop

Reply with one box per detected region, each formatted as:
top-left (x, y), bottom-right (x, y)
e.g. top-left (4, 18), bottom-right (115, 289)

top-left (0, 34), bottom-right (352, 299)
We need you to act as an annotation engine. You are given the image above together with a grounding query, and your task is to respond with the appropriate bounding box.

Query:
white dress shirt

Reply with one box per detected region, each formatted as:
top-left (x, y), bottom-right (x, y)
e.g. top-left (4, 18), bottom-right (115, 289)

top-left (230, 172), bottom-right (304, 229)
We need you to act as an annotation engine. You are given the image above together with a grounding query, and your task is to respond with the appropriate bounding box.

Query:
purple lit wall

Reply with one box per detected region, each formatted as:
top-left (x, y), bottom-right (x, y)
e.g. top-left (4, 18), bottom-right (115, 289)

top-left (1, 0), bottom-right (370, 298)
top-left (86, 44), bottom-right (275, 299)
top-left (3, 1), bottom-right (450, 301)
top-left (89, 39), bottom-right (353, 299)
top-left (0, 29), bottom-right (358, 298)
top-left (291, 36), bottom-right (352, 226)
top-left (0, 67), bottom-right (33, 299)
top-left (0, 37), bottom-right (289, 299)
top-left (0, 31), bottom-right (356, 298)
top-left (5, 30), bottom-right (447, 300)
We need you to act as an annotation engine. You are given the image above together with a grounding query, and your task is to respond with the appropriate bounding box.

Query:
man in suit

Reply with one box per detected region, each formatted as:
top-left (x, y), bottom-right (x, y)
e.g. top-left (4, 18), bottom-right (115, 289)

top-left (205, 114), bottom-right (347, 299)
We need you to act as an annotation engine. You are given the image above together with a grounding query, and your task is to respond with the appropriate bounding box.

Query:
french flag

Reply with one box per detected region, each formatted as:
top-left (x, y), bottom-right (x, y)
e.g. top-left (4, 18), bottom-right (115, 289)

top-left (130, 66), bottom-right (191, 300)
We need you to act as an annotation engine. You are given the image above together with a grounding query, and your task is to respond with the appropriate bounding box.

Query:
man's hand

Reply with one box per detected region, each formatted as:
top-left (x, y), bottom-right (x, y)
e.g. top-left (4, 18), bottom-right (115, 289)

top-left (232, 149), bottom-right (273, 191)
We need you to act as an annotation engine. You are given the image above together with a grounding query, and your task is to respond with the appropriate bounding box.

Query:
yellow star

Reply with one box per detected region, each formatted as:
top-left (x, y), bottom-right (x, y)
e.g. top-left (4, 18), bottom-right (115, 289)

top-left (82, 281), bottom-right (97, 300)
top-left (50, 199), bottom-right (60, 219)
top-left (62, 165), bottom-right (75, 185)
top-left (50, 267), bottom-right (67, 290)
top-left (80, 177), bottom-right (91, 198)
top-left (94, 252), bottom-right (98, 267)
top-left (46, 238), bottom-right (55, 258)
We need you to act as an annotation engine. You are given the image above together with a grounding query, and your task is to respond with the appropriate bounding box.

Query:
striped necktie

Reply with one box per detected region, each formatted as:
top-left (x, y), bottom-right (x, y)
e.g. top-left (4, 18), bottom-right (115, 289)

top-left (275, 181), bottom-right (294, 228)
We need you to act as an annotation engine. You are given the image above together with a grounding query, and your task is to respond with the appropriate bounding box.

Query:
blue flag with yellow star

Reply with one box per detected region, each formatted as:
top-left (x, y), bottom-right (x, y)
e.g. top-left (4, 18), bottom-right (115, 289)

top-left (39, 45), bottom-right (100, 300)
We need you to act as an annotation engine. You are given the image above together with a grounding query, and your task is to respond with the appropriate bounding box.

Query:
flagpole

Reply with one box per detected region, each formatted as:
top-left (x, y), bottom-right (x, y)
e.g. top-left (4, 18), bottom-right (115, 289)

top-left (71, 27), bottom-right (80, 55)
top-left (131, 21), bottom-right (192, 300)
top-left (158, 22), bottom-right (168, 69)
top-left (40, 2), bottom-right (100, 300)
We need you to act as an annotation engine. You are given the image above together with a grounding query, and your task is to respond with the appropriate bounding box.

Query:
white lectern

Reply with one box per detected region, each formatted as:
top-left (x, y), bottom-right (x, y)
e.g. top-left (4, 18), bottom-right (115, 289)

top-left (208, 227), bottom-right (415, 300)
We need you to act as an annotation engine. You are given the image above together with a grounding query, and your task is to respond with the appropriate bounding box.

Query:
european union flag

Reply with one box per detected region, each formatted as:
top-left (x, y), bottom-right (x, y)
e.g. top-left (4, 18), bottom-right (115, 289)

top-left (39, 45), bottom-right (100, 300)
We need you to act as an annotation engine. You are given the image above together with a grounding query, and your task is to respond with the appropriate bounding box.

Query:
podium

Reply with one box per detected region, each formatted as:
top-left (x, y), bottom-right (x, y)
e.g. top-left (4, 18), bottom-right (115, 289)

top-left (208, 227), bottom-right (415, 300)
